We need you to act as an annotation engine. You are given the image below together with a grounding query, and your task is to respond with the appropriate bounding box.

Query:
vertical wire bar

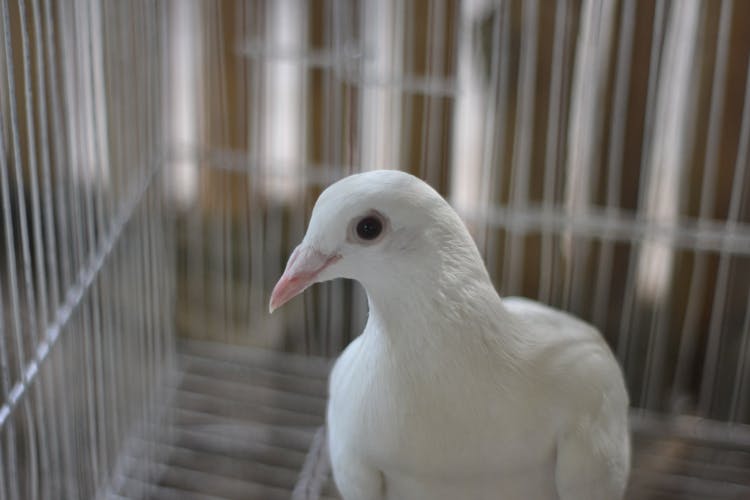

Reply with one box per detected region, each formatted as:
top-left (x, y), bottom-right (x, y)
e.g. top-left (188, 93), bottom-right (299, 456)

top-left (104, 0), bottom-right (127, 473)
top-left (194, 1), bottom-right (207, 346)
top-left (320, 0), bottom-right (331, 352)
top-left (215, 1), bottom-right (231, 343)
top-left (616, 0), bottom-right (666, 366)
top-left (204, 2), bottom-right (219, 341)
top-left (550, 3), bottom-right (576, 309)
top-left (157, 0), bottom-right (171, 373)
top-left (240, 2), bottom-right (254, 339)
top-left (120, 6), bottom-right (142, 465)
top-left (30, 0), bottom-right (59, 317)
top-left (318, 0), bottom-right (331, 354)
top-left (673, 0), bottom-right (734, 404)
top-left (143, 6), bottom-right (158, 468)
top-left (731, 289), bottom-right (750, 421)
top-left (0, 292), bottom-right (8, 500)
top-left (260, 0), bottom-right (278, 331)
top-left (94, 0), bottom-right (118, 476)
top-left (17, 0), bottom-right (47, 346)
top-left (133, 0), bottom-right (149, 481)
top-left (129, 205), bottom-right (146, 489)
top-left (141, 170), bottom-right (159, 432)
top-left (330, 42), bottom-right (346, 351)
top-left (219, 8), bottom-right (234, 345)
top-left (317, 0), bottom-right (337, 355)
top-left (157, 90), bottom-right (173, 388)
top-left (29, 4), bottom-right (63, 486)
top-left (342, 0), bottom-right (357, 345)
top-left (42, 1), bottom-right (77, 495)
top-left (359, 0), bottom-right (400, 173)
top-left (214, 4), bottom-right (225, 343)
top-left (55, 18), bottom-right (88, 491)
top-left (135, 194), bottom-right (150, 494)
top-left (112, 230), bottom-right (131, 493)
top-left (639, 0), bottom-right (702, 411)
top-left (223, 173), bottom-right (232, 342)
top-left (591, 0), bottom-right (637, 329)
top-left (235, 0), bottom-right (248, 346)
top-left (16, 0), bottom-right (53, 495)
top-left (420, 0), bottom-right (446, 190)
top-left (62, 0), bottom-right (87, 280)
top-left (161, 0), bottom-right (177, 383)
top-left (699, 53), bottom-right (750, 416)
top-left (2, 0), bottom-right (40, 353)
top-left (96, 245), bottom-right (115, 472)
top-left (390, 0), bottom-right (404, 175)
top-left (79, 283), bottom-right (97, 495)
top-left (400, 0), bottom-right (415, 176)
top-left (429, 0), bottom-right (447, 188)
top-left (0, 179), bottom-right (16, 500)
top-left (503, 0), bottom-right (539, 295)
top-left (323, 0), bottom-right (339, 353)
top-left (0, 229), bottom-right (10, 500)
top-left (248, 2), bottom-right (264, 326)
top-left (71, 295), bottom-right (86, 477)
top-left (159, 0), bottom-right (169, 396)
top-left (97, 0), bottom-right (121, 471)
top-left (140, 2), bottom-right (155, 408)
top-left (562, 0), bottom-right (617, 314)
top-left (480, 0), bottom-right (510, 283)
top-left (1, 0), bottom-right (39, 497)
top-left (482, 1), bottom-right (512, 270)
top-left (263, 1), bottom-right (286, 345)
top-left (147, 7), bottom-right (166, 474)
top-left (71, 0), bottom-right (102, 487)
top-left (83, 0), bottom-right (111, 483)
top-left (45, 0), bottom-right (72, 297)
top-left (418, 0), bottom-right (434, 182)
top-left (143, 146), bottom-right (158, 495)
top-left (354, 0), bottom-right (368, 337)
top-left (539, 0), bottom-right (569, 304)
top-left (131, 5), bottom-right (150, 484)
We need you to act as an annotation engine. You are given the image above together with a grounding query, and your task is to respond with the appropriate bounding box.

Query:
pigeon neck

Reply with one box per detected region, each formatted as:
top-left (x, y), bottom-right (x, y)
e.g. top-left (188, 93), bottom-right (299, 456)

top-left (360, 241), bottom-right (514, 351)
top-left (362, 281), bottom-right (523, 369)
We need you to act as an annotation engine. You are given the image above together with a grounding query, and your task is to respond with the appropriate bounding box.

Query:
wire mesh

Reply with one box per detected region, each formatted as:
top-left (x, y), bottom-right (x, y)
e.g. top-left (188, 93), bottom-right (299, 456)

top-left (1, 0), bottom-right (750, 499)
top-left (0, 0), bottom-right (174, 498)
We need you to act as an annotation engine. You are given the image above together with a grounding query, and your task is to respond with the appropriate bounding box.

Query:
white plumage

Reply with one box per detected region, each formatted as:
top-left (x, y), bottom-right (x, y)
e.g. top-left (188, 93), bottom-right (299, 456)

top-left (270, 170), bottom-right (630, 500)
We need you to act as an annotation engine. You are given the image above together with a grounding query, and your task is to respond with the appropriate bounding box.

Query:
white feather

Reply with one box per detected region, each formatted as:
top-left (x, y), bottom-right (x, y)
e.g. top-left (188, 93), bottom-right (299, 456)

top-left (296, 170), bottom-right (629, 499)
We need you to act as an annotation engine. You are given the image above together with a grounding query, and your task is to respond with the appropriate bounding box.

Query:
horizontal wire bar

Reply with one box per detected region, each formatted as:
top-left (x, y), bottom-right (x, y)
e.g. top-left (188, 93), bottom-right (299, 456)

top-left (236, 41), bottom-right (457, 96)
top-left (341, 73), bottom-right (458, 96)
top-left (192, 146), bottom-right (750, 256)
top-left (630, 409), bottom-right (750, 450)
top-left (462, 204), bottom-right (750, 256)
top-left (237, 43), bottom-right (362, 67)
top-left (0, 161), bottom-right (162, 430)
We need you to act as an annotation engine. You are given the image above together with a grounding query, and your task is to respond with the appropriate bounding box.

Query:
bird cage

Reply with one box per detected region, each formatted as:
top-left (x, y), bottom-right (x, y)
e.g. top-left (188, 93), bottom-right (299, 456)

top-left (1, 0), bottom-right (749, 499)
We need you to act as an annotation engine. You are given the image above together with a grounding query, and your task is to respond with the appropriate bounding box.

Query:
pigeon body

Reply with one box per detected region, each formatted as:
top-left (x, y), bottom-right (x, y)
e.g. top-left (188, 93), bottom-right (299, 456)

top-left (270, 170), bottom-right (630, 500)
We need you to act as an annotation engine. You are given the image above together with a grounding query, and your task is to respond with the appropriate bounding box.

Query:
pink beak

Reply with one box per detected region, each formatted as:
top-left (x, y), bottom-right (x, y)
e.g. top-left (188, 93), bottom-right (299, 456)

top-left (269, 245), bottom-right (341, 313)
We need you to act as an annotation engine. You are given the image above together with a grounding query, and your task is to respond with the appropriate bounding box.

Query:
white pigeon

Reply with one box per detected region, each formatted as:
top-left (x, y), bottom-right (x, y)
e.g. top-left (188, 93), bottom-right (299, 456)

top-left (270, 170), bottom-right (630, 500)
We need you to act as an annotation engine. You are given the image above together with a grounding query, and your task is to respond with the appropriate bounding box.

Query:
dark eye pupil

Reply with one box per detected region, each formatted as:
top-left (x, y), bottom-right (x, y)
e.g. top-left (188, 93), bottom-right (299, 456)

top-left (356, 216), bottom-right (382, 240)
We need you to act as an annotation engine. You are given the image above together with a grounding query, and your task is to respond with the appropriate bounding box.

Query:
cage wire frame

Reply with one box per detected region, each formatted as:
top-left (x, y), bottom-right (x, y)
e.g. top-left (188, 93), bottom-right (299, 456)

top-left (0, 0), bottom-right (749, 499)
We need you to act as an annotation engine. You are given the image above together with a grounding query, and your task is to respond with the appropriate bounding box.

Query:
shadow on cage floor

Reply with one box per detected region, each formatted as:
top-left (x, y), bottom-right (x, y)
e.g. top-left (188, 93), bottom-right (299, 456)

top-left (110, 340), bottom-right (750, 500)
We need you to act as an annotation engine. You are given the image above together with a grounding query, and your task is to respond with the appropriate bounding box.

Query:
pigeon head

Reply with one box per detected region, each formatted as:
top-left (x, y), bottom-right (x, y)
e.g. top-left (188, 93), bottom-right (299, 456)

top-left (269, 169), bottom-right (479, 312)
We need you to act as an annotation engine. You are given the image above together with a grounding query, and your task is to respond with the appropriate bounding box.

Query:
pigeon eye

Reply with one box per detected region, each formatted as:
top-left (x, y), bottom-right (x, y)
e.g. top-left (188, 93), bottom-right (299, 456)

top-left (357, 215), bottom-right (383, 241)
top-left (356, 216), bottom-right (383, 241)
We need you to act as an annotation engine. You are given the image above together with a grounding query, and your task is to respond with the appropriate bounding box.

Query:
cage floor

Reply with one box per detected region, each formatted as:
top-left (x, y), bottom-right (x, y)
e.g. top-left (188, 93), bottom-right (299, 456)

top-left (111, 340), bottom-right (750, 500)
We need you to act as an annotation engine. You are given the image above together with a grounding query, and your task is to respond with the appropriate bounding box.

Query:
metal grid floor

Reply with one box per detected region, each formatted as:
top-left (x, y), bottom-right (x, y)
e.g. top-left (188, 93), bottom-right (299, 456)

top-left (111, 340), bottom-right (750, 500)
